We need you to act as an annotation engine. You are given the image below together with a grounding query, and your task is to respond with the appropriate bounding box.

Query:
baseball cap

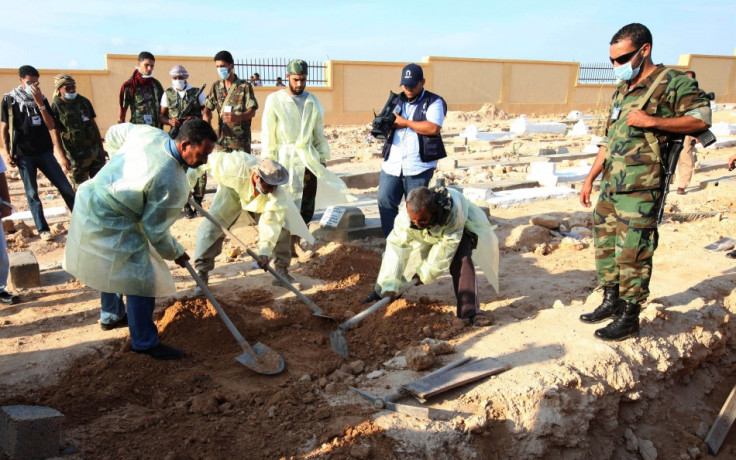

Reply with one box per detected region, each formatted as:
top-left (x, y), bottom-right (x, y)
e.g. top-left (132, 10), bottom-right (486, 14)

top-left (255, 159), bottom-right (289, 186)
top-left (400, 63), bottom-right (423, 87)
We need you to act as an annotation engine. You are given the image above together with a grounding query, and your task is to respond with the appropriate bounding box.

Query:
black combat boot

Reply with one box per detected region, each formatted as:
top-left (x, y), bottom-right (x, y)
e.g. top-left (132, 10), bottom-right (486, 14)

top-left (580, 285), bottom-right (620, 323)
top-left (594, 299), bottom-right (641, 341)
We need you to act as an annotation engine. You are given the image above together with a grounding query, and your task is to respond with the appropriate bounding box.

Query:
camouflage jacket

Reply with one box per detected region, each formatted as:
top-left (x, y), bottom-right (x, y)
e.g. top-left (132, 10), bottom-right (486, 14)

top-left (204, 75), bottom-right (258, 151)
top-left (601, 65), bottom-right (711, 193)
top-left (120, 78), bottom-right (164, 128)
top-left (51, 94), bottom-right (103, 154)
top-left (164, 86), bottom-right (203, 120)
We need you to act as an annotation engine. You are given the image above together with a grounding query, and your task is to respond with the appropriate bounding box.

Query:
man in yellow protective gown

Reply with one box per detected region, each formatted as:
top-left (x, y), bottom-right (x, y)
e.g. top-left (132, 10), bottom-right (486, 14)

top-left (190, 153), bottom-right (313, 293)
top-left (260, 59), bottom-right (355, 285)
top-left (372, 186), bottom-right (499, 327)
top-left (64, 120), bottom-right (216, 360)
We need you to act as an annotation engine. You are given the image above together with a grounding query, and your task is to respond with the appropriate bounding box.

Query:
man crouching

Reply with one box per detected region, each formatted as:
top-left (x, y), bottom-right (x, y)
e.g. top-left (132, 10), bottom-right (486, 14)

top-left (370, 186), bottom-right (499, 327)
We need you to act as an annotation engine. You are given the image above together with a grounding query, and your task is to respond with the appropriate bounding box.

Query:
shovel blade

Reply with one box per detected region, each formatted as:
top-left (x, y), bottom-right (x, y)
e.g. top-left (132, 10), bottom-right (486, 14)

top-left (235, 342), bottom-right (285, 375)
top-left (330, 329), bottom-right (349, 358)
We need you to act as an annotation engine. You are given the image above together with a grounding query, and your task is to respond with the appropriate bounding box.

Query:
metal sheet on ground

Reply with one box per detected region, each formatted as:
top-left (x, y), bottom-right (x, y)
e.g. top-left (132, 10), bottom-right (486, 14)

top-left (402, 357), bottom-right (510, 400)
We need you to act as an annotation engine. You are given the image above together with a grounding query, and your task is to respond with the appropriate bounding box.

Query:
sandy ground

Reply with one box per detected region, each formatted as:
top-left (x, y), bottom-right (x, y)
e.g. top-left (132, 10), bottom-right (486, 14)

top-left (0, 106), bottom-right (735, 459)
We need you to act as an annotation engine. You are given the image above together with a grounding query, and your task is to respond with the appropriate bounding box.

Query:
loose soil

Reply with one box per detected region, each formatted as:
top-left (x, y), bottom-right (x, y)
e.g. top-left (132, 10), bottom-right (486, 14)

top-left (0, 107), bottom-right (735, 459)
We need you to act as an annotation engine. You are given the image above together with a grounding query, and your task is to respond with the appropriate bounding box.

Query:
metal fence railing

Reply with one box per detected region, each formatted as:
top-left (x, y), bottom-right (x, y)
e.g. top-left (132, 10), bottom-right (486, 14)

top-left (234, 58), bottom-right (327, 87)
top-left (578, 62), bottom-right (617, 85)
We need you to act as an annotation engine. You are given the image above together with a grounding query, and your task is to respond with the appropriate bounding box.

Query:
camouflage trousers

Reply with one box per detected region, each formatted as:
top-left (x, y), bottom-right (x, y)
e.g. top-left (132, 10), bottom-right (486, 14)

top-left (273, 168), bottom-right (318, 268)
top-left (593, 189), bottom-right (660, 305)
top-left (67, 147), bottom-right (106, 190)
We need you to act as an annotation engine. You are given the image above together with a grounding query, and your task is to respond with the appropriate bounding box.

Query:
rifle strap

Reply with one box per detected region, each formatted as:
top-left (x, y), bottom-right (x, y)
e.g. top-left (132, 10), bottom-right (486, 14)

top-left (637, 68), bottom-right (670, 161)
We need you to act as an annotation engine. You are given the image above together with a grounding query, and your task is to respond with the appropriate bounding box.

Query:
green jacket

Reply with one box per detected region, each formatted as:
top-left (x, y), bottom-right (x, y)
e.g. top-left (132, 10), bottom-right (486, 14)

top-left (51, 94), bottom-right (103, 154)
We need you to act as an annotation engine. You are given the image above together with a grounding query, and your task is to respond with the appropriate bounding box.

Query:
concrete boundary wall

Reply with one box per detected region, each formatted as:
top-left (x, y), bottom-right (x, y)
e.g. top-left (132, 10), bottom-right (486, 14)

top-left (1, 52), bottom-right (733, 133)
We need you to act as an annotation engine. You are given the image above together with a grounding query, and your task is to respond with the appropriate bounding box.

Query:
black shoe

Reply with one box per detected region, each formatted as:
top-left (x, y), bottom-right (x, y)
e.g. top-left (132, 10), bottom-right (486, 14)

top-left (580, 285), bottom-right (620, 323)
top-left (362, 291), bottom-right (381, 304)
top-left (100, 314), bottom-right (128, 331)
top-left (727, 249), bottom-right (736, 259)
top-left (0, 291), bottom-right (19, 305)
top-left (183, 205), bottom-right (196, 219)
top-left (595, 300), bottom-right (641, 341)
top-left (134, 343), bottom-right (184, 360)
top-left (468, 312), bottom-right (492, 327)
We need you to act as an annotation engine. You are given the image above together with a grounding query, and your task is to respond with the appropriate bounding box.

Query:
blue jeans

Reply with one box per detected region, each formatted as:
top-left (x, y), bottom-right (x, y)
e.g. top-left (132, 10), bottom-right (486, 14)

top-left (377, 168), bottom-right (434, 237)
top-left (17, 151), bottom-right (75, 233)
top-left (101, 293), bottom-right (159, 351)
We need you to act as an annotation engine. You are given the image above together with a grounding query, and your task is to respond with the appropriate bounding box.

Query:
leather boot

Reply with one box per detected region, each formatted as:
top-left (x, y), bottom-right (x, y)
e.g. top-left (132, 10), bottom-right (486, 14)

top-left (594, 299), bottom-right (641, 341)
top-left (580, 285), bottom-right (620, 323)
top-left (291, 235), bottom-right (314, 260)
top-left (193, 271), bottom-right (208, 296)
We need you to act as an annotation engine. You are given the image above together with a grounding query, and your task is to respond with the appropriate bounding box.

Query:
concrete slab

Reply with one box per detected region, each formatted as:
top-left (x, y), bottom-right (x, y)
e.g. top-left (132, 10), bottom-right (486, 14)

top-left (8, 252), bottom-right (40, 289)
top-left (339, 171), bottom-right (380, 189)
top-left (484, 186), bottom-right (578, 207)
top-left (0, 405), bottom-right (64, 460)
top-left (4, 207), bottom-right (68, 223)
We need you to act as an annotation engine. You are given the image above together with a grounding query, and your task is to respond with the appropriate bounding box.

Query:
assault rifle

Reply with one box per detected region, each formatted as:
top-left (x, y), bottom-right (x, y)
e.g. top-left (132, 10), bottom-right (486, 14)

top-left (370, 91), bottom-right (401, 140)
top-left (169, 84), bottom-right (206, 139)
top-left (656, 128), bottom-right (716, 223)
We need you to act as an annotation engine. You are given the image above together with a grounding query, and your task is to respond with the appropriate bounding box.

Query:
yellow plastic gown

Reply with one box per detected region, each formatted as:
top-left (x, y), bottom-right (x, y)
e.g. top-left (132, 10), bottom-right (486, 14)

top-left (63, 124), bottom-right (188, 297)
top-left (189, 151), bottom-right (314, 257)
top-left (376, 188), bottom-right (500, 295)
top-left (261, 90), bottom-right (356, 207)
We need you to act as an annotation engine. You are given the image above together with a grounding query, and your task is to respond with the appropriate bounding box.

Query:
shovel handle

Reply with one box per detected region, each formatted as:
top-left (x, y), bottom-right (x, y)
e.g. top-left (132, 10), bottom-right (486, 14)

top-left (188, 198), bottom-right (326, 316)
top-left (184, 260), bottom-right (257, 357)
top-left (340, 279), bottom-right (418, 331)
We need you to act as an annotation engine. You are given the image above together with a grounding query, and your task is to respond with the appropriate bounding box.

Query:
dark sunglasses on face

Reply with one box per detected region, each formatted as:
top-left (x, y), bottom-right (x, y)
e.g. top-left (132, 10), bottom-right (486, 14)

top-left (610, 47), bottom-right (642, 65)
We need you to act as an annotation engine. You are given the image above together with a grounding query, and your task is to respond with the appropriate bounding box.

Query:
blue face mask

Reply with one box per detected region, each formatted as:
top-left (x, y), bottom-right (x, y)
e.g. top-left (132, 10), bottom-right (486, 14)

top-left (64, 92), bottom-right (78, 100)
top-left (217, 68), bottom-right (231, 80)
top-left (25, 83), bottom-right (34, 95)
top-left (255, 183), bottom-right (265, 195)
top-left (613, 49), bottom-right (642, 82)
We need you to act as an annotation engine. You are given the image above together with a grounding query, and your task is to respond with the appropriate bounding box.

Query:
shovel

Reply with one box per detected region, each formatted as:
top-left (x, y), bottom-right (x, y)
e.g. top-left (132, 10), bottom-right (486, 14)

top-left (184, 260), bottom-right (284, 375)
top-left (330, 279), bottom-right (418, 358)
top-left (189, 198), bottom-right (332, 320)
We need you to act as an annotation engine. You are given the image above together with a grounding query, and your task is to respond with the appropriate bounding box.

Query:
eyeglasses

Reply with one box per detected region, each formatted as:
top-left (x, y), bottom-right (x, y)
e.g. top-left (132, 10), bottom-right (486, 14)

top-left (610, 46), bottom-right (642, 65)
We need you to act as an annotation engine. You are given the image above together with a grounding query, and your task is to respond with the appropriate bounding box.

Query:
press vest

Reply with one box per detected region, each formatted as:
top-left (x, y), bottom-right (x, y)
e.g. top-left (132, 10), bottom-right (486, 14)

top-left (381, 90), bottom-right (447, 163)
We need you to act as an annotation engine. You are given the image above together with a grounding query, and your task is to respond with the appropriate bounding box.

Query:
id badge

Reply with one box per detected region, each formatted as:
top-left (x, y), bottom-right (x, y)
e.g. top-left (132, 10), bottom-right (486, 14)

top-left (223, 105), bottom-right (233, 114)
top-left (611, 106), bottom-right (621, 120)
top-left (30, 115), bottom-right (42, 126)
top-left (143, 114), bottom-right (153, 125)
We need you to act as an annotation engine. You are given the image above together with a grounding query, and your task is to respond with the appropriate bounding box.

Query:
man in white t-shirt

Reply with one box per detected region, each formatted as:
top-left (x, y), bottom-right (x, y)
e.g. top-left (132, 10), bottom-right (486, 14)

top-left (160, 65), bottom-right (207, 218)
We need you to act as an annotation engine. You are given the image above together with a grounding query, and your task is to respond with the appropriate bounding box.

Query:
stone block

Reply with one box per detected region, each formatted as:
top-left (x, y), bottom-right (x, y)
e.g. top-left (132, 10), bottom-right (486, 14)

top-left (538, 148), bottom-right (556, 156)
top-left (340, 171), bottom-right (380, 189)
top-left (437, 158), bottom-right (458, 171)
top-left (0, 405), bottom-right (64, 460)
top-left (8, 252), bottom-right (40, 289)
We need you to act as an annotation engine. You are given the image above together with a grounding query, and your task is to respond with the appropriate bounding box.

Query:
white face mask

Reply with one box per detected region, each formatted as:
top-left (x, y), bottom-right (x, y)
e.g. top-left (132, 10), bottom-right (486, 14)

top-left (172, 79), bottom-right (187, 90)
top-left (140, 70), bottom-right (154, 79)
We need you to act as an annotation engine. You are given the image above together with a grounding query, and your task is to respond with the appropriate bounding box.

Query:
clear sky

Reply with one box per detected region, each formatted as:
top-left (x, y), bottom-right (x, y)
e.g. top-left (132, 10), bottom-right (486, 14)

top-left (0, 0), bottom-right (733, 70)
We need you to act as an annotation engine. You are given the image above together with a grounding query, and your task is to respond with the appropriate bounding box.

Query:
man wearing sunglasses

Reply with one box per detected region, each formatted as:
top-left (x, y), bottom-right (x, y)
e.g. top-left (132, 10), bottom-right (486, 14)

top-left (579, 23), bottom-right (711, 341)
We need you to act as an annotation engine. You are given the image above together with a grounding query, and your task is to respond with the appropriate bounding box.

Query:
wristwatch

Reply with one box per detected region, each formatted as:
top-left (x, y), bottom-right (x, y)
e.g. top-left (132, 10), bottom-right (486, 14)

top-left (38, 105), bottom-right (46, 111)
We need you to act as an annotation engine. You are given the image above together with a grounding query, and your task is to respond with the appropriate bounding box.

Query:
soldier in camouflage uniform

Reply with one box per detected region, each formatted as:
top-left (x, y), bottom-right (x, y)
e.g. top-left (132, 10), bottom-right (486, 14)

top-left (579, 23), bottom-right (711, 341)
top-left (117, 51), bottom-right (164, 128)
top-left (202, 50), bottom-right (258, 152)
top-left (50, 74), bottom-right (106, 189)
top-left (160, 65), bottom-right (207, 218)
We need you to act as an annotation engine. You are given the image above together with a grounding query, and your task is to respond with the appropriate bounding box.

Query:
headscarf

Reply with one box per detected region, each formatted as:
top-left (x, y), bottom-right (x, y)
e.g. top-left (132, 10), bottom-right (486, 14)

top-left (53, 74), bottom-right (75, 96)
top-left (169, 65), bottom-right (189, 78)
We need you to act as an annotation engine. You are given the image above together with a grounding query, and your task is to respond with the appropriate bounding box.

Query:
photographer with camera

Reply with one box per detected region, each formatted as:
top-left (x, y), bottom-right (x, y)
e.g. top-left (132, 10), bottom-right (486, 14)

top-left (376, 63), bottom-right (447, 237)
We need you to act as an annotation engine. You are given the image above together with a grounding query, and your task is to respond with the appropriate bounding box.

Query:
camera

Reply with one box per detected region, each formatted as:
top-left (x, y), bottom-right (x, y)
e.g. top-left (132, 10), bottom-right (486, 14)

top-left (370, 91), bottom-right (400, 140)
